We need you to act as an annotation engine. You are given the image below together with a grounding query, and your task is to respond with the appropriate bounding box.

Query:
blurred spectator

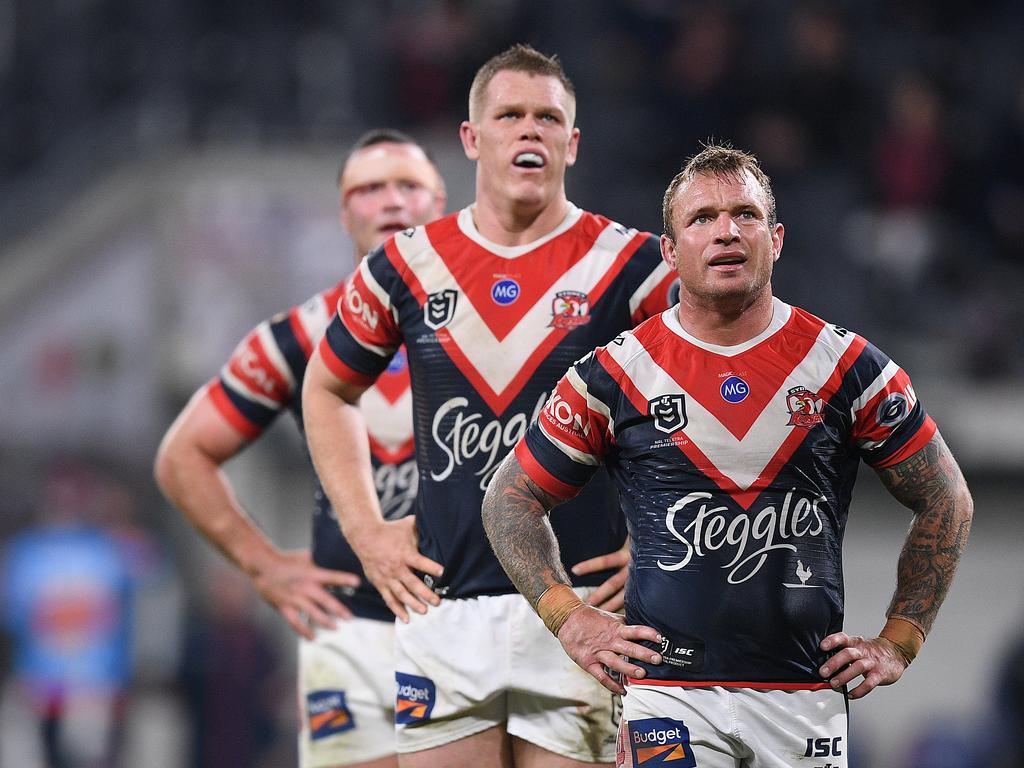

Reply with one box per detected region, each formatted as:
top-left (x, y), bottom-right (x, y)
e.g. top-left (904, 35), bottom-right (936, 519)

top-left (179, 566), bottom-right (283, 768)
top-left (0, 462), bottom-right (135, 768)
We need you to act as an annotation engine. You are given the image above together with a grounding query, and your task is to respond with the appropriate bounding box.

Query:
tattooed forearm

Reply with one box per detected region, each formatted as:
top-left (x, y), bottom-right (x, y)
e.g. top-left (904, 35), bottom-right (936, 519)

top-left (876, 431), bottom-right (973, 635)
top-left (482, 452), bottom-right (571, 607)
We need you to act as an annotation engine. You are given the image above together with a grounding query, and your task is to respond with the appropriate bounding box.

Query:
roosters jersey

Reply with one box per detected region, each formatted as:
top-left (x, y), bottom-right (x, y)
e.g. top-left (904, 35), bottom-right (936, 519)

top-left (319, 205), bottom-right (677, 599)
top-left (208, 280), bottom-right (415, 621)
top-left (518, 299), bottom-right (937, 685)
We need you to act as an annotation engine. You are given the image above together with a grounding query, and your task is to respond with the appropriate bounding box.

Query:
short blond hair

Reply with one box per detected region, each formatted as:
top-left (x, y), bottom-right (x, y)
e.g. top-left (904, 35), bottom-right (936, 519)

top-left (468, 44), bottom-right (576, 124)
top-left (662, 143), bottom-right (777, 240)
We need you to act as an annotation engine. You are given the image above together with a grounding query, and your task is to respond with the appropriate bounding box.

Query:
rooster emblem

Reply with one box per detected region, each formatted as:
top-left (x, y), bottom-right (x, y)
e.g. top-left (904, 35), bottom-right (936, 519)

top-left (796, 560), bottom-right (812, 585)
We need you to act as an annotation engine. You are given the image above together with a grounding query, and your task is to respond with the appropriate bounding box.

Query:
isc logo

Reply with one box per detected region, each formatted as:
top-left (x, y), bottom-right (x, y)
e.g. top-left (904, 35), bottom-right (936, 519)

top-left (804, 736), bottom-right (843, 758)
top-left (491, 279), bottom-right (521, 305)
top-left (720, 375), bottom-right (749, 403)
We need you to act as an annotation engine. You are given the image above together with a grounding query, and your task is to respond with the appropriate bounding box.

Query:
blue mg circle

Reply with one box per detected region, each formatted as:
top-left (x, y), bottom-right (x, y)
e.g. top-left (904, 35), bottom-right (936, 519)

top-left (720, 375), bottom-right (750, 403)
top-left (491, 279), bottom-right (521, 305)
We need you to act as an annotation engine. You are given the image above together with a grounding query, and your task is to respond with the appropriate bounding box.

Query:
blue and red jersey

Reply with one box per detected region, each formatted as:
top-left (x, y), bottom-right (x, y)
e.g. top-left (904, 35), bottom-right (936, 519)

top-left (209, 279), bottom-right (414, 621)
top-left (518, 299), bottom-right (936, 685)
top-left (319, 205), bottom-right (677, 599)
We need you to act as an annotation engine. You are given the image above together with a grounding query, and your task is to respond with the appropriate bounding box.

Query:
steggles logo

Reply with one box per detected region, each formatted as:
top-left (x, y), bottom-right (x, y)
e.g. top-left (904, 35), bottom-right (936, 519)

top-left (657, 490), bottom-right (827, 584)
top-left (430, 393), bottom-right (548, 490)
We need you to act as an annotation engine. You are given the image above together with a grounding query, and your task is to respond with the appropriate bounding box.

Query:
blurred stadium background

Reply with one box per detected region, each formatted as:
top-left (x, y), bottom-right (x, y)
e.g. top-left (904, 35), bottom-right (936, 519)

top-left (1, 1), bottom-right (1023, 766)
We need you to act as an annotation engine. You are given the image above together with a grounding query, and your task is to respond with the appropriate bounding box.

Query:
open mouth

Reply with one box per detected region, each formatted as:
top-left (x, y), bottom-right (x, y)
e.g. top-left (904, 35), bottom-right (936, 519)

top-left (377, 221), bottom-right (409, 235)
top-left (708, 252), bottom-right (747, 268)
top-left (512, 152), bottom-right (545, 169)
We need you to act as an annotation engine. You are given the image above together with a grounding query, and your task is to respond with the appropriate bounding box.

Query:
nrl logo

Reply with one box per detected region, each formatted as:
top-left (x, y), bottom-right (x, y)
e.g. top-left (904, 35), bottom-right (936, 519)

top-left (549, 290), bottom-right (591, 330)
top-left (648, 394), bottom-right (688, 434)
top-left (424, 289), bottom-right (458, 331)
top-left (786, 386), bottom-right (824, 429)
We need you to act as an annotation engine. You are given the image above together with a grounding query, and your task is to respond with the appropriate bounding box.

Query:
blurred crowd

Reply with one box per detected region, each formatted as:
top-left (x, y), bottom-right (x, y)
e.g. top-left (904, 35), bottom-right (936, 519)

top-left (2, 0), bottom-right (1024, 380)
top-left (2, 2), bottom-right (1024, 766)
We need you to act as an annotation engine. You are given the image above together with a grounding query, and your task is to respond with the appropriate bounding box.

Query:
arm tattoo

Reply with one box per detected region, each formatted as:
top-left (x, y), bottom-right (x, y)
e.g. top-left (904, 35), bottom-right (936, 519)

top-left (876, 431), bottom-right (973, 635)
top-left (482, 452), bottom-right (571, 608)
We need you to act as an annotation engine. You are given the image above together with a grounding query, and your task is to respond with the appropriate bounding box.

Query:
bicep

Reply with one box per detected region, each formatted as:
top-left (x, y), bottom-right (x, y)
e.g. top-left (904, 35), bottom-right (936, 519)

top-left (157, 389), bottom-right (249, 472)
top-left (486, 451), bottom-right (563, 521)
top-left (303, 345), bottom-right (369, 406)
top-left (874, 431), bottom-right (970, 515)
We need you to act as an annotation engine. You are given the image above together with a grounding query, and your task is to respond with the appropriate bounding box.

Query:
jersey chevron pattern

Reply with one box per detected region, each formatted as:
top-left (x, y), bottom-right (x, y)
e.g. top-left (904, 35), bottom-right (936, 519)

top-left (320, 205), bottom-right (678, 598)
top-left (518, 299), bottom-right (936, 685)
top-left (208, 279), bottom-right (414, 621)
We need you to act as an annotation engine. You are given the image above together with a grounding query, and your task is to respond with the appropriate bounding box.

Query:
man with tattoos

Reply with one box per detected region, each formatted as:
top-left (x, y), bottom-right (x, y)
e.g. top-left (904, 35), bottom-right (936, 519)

top-left (482, 143), bottom-right (974, 767)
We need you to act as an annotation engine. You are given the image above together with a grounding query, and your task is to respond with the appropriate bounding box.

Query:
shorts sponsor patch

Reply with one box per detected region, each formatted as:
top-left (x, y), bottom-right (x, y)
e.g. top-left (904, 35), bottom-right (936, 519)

top-left (628, 717), bottom-right (696, 766)
top-left (395, 672), bottom-right (435, 725)
top-left (306, 689), bottom-right (355, 740)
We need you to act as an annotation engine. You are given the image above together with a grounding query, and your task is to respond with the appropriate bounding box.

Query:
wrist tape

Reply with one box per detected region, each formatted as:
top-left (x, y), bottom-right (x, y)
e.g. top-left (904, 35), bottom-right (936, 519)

top-left (537, 584), bottom-right (586, 637)
top-left (879, 616), bottom-right (926, 665)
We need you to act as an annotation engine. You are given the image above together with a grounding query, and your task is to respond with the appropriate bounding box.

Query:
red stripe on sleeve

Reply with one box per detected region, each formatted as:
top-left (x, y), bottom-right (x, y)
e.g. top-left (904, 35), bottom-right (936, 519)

top-left (870, 415), bottom-right (937, 469)
top-left (514, 440), bottom-right (581, 501)
top-left (206, 381), bottom-right (262, 440)
top-left (317, 335), bottom-right (377, 387)
top-left (632, 270), bottom-right (678, 324)
top-left (289, 308), bottom-right (313, 359)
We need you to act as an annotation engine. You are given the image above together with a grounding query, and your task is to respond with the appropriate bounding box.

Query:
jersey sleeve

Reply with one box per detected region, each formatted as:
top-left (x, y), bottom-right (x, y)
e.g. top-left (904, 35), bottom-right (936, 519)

top-left (515, 352), bottom-right (615, 500)
top-left (318, 248), bottom-right (403, 387)
top-left (209, 283), bottom-right (341, 439)
top-left (626, 234), bottom-right (679, 324)
top-left (846, 341), bottom-right (937, 468)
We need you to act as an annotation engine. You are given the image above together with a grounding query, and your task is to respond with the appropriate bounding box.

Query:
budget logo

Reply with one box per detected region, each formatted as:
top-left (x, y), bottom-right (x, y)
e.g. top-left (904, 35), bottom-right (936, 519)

top-left (306, 690), bottom-right (355, 740)
top-left (786, 386), bottom-right (824, 429)
top-left (628, 718), bottom-right (696, 766)
top-left (491, 278), bottom-right (521, 305)
top-left (424, 290), bottom-right (458, 331)
top-left (395, 673), bottom-right (436, 725)
top-left (720, 375), bottom-right (749, 403)
top-left (649, 394), bottom-right (688, 434)
top-left (549, 290), bottom-right (591, 329)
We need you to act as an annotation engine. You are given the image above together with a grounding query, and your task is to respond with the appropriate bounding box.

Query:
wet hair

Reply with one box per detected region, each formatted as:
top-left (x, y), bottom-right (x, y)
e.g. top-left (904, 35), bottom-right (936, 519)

top-left (662, 142), bottom-right (777, 240)
top-left (336, 128), bottom-right (441, 188)
top-left (468, 44), bottom-right (576, 123)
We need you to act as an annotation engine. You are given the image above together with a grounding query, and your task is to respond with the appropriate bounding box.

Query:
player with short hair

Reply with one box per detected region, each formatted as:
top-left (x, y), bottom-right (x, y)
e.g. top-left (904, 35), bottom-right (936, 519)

top-left (302, 45), bottom-right (678, 767)
top-left (482, 143), bottom-right (974, 767)
top-left (154, 129), bottom-right (446, 768)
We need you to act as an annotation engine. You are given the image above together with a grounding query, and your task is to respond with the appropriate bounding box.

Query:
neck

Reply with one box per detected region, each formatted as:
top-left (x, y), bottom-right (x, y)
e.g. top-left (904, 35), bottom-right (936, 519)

top-left (675, 289), bottom-right (776, 346)
top-left (471, 185), bottom-right (570, 247)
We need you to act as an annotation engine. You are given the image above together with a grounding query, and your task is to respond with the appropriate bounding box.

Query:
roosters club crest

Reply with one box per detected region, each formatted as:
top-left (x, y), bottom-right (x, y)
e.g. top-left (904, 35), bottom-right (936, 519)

top-left (649, 394), bottom-right (688, 434)
top-left (549, 290), bottom-right (591, 330)
top-left (424, 289), bottom-right (458, 331)
top-left (786, 386), bottom-right (824, 429)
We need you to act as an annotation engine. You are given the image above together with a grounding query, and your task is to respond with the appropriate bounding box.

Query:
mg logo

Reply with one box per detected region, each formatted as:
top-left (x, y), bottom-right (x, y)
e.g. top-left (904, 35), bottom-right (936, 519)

top-left (720, 375), bottom-right (749, 403)
top-left (424, 289), bottom-right (458, 330)
top-left (491, 279), bottom-right (520, 305)
top-left (648, 394), bottom-right (688, 434)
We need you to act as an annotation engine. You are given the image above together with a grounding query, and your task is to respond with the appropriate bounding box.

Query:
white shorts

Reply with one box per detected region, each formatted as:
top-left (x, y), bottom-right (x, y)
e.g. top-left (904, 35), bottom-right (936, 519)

top-left (393, 591), bottom-right (619, 762)
top-left (617, 684), bottom-right (848, 768)
top-left (298, 616), bottom-right (397, 768)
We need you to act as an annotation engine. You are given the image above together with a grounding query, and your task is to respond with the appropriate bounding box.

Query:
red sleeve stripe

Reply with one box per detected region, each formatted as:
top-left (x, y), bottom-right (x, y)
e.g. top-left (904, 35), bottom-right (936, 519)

top-left (317, 335), bottom-right (377, 387)
top-left (870, 415), bottom-right (937, 469)
top-left (288, 307), bottom-right (314, 359)
top-left (514, 440), bottom-right (581, 501)
top-left (206, 381), bottom-right (262, 440)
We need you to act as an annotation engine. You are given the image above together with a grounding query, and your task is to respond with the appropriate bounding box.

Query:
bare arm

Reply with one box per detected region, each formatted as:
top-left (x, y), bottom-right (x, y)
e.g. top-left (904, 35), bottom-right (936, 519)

top-left (302, 346), bottom-right (442, 621)
top-left (154, 389), bottom-right (359, 639)
top-left (482, 452), bottom-right (662, 694)
top-left (819, 431), bottom-right (973, 699)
